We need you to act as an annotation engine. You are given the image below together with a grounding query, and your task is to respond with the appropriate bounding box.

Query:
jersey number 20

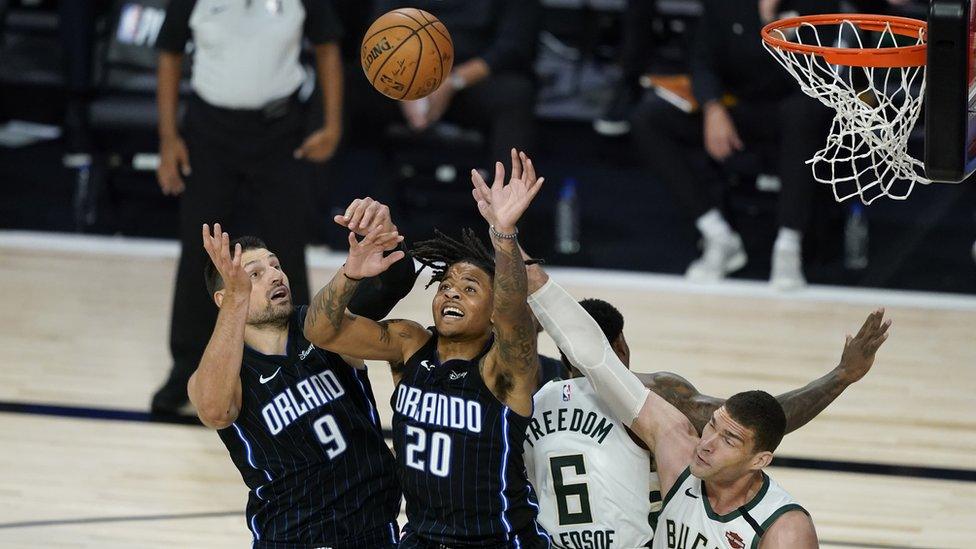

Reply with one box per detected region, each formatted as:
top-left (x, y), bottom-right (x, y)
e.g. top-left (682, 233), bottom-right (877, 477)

top-left (550, 454), bottom-right (593, 525)
top-left (405, 425), bottom-right (452, 477)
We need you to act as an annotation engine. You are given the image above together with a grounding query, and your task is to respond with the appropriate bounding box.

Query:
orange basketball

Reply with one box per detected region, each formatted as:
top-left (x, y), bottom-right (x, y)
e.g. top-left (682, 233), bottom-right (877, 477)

top-left (361, 8), bottom-right (454, 101)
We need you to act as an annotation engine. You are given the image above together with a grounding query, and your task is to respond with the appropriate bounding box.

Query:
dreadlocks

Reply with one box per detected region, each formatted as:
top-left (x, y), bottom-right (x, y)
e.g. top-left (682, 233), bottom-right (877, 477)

top-left (411, 228), bottom-right (495, 288)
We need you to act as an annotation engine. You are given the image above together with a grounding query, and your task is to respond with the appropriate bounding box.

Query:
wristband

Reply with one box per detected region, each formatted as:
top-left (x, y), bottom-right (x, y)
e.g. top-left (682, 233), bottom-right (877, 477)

top-left (341, 264), bottom-right (363, 281)
top-left (489, 225), bottom-right (518, 240)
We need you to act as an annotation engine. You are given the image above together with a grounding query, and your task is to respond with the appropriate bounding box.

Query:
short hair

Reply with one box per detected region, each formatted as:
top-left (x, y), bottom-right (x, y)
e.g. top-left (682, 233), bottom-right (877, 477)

top-left (724, 390), bottom-right (787, 453)
top-left (204, 235), bottom-right (267, 298)
top-left (579, 298), bottom-right (624, 343)
top-left (560, 298), bottom-right (625, 372)
top-left (411, 228), bottom-right (495, 288)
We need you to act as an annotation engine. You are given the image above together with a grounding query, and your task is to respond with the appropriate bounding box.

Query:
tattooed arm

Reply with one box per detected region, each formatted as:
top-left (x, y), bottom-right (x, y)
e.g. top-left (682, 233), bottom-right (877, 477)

top-left (484, 226), bottom-right (539, 413)
top-left (470, 150), bottom-right (545, 416)
top-left (303, 226), bottom-right (429, 363)
top-left (639, 309), bottom-right (891, 434)
top-left (636, 371), bottom-right (723, 435)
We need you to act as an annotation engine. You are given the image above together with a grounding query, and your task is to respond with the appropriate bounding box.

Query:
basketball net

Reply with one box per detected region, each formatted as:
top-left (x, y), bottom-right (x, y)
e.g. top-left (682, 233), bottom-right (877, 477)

top-left (763, 16), bottom-right (928, 204)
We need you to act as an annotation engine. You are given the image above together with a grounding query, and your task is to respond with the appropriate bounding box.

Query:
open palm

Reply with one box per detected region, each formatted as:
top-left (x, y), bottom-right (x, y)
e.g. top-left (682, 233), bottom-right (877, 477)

top-left (202, 223), bottom-right (251, 296)
top-left (343, 225), bottom-right (406, 280)
top-left (470, 149), bottom-right (545, 232)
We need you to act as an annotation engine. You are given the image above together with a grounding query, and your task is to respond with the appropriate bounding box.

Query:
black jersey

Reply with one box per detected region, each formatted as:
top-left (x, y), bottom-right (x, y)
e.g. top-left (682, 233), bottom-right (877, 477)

top-left (391, 330), bottom-right (549, 546)
top-left (217, 306), bottom-right (400, 547)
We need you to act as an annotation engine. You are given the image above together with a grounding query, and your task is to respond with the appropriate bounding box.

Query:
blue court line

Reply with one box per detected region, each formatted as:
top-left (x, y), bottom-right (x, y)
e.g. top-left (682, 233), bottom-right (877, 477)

top-left (2, 400), bottom-right (974, 483)
top-left (0, 400), bottom-right (201, 425)
top-left (0, 510), bottom-right (240, 529)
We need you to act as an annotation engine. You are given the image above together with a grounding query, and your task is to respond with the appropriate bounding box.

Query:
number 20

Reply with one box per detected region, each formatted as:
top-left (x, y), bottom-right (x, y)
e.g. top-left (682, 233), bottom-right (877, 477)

top-left (405, 426), bottom-right (452, 477)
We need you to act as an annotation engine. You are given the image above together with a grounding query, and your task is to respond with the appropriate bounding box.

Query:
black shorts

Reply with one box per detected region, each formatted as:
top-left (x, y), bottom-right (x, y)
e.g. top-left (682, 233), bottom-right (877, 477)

top-left (252, 522), bottom-right (400, 549)
top-left (398, 522), bottom-right (551, 549)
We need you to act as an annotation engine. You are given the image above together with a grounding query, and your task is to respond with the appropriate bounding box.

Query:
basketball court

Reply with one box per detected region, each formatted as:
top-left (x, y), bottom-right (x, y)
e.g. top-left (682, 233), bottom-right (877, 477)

top-left (0, 231), bottom-right (974, 548)
top-left (2, 1), bottom-right (976, 548)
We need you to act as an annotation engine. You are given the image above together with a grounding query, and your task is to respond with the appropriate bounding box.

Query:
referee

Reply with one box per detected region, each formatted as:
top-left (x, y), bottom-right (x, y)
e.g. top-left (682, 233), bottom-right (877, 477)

top-left (152, 0), bottom-right (344, 414)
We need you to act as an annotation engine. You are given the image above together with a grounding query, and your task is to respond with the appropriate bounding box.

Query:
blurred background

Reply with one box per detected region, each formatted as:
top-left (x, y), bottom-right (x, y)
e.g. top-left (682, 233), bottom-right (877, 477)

top-left (2, 0), bottom-right (972, 295)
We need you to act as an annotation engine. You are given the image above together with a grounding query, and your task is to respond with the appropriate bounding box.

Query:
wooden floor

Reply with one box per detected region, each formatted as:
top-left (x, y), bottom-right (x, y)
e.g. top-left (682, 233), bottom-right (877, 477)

top-left (1, 232), bottom-right (974, 548)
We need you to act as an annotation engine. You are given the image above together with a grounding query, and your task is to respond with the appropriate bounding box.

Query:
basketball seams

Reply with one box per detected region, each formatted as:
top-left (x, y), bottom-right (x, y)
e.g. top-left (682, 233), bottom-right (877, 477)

top-left (361, 24), bottom-right (415, 51)
top-left (395, 13), bottom-right (451, 99)
top-left (399, 30), bottom-right (424, 100)
top-left (393, 9), bottom-right (452, 51)
top-left (413, 11), bottom-right (452, 88)
top-left (368, 30), bottom-right (419, 88)
top-left (417, 10), bottom-right (452, 45)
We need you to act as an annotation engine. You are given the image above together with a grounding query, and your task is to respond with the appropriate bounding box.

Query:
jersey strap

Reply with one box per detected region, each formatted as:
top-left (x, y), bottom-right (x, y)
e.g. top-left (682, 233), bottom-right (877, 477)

top-left (747, 504), bottom-right (809, 549)
top-left (661, 467), bottom-right (693, 508)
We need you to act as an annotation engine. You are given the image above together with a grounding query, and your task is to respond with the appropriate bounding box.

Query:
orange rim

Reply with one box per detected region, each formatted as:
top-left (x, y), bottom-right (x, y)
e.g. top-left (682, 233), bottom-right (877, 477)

top-left (761, 13), bottom-right (927, 68)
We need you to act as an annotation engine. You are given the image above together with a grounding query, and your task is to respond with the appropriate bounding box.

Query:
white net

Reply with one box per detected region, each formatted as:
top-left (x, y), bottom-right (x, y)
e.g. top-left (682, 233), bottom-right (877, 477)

top-left (763, 19), bottom-right (928, 204)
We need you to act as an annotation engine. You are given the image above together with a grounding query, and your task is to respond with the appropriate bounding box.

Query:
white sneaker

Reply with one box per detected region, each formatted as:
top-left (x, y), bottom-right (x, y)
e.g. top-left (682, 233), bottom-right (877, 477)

top-left (686, 233), bottom-right (747, 282)
top-left (770, 245), bottom-right (807, 291)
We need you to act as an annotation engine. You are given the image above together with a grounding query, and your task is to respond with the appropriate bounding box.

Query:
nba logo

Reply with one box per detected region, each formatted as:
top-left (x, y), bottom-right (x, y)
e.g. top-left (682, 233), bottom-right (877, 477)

top-left (115, 3), bottom-right (165, 47)
top-left (117, 4), bottom-right (142, 43)
top-left (561, 384), bottom-right (571, 402)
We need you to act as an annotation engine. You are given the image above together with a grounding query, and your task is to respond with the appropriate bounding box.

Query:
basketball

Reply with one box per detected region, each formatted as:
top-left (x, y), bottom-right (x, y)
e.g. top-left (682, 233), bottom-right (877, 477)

top-left (361, 8), bottom-right (454, 101)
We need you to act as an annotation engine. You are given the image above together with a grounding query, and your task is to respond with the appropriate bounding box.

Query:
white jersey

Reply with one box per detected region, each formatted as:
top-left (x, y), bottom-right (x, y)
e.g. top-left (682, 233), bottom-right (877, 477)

top-left (653, 468), bottom-right (806, 549)
top-left (525, 378), bottom-right (661, 549)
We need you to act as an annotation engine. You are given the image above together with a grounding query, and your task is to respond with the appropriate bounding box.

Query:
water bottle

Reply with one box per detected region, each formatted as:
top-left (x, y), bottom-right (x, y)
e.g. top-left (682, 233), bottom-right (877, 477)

top-left (555, 178), bottom-right (580, 254)
top-left (844, 203), bottom-right (869, 270)
top-left (65, 153), bottom-right (95, 229)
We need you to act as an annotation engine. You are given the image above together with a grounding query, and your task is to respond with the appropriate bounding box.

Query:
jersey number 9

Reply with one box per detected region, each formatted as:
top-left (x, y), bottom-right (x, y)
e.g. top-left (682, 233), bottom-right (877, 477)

top-left (313, 415), bottom-right (348, 459)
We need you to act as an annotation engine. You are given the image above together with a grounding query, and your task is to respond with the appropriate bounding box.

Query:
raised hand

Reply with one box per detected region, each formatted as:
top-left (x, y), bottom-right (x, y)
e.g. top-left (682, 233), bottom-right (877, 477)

top-left (201, 223), bottom-right (250, 297)
top-left (342, 225), bottom-right (406, 280)
top-left (333, 197), bottom-right (399, 247)
top-left (470, 148), bottom-right (545, 233)
top-left (837, 308), bottom-right (891, 385)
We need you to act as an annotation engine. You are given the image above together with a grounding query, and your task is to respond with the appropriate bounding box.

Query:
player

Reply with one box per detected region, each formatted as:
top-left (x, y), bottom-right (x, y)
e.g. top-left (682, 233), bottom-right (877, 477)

top-left (523, 295), bottom-right (888, 549)
top-left (187, 197), bottom-right (416, 548)
top-left (303, 149), bottom-right (550, 547)
top-left (523, 268), bottom-right (890, 548)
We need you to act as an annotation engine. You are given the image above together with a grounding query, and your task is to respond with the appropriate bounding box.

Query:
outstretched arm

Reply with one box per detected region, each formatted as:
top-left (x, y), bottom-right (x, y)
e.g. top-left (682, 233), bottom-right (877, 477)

top-left (527, 276), bottom-right (698, 496)
top-left (188, 224), bottom-right (247, 429)
top-left (638, 309), bottom-right (891, 434)
top-left (470, 149), bottom-right (545, 415)
top-left (303, 225), bottom-right (427, 363)
top-left (338, 198), bottom-right (420, 321)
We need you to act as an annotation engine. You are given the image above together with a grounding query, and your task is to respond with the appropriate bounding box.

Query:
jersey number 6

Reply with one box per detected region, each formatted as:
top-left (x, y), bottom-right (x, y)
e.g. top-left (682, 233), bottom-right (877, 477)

top-left (550, 454), bottom-right (593, 525)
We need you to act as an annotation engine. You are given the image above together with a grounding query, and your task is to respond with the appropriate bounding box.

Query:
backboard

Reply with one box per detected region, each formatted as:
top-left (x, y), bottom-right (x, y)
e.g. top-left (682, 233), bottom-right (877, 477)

top-left (925, 0), bottom-right (976, 182)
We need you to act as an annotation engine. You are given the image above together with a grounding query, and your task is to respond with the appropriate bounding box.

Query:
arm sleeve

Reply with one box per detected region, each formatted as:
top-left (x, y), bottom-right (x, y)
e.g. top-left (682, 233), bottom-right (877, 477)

top-left (346, 244), bottom-right (418, 321)
top-left (689, 0), bottom-right (723, 106)
top-left (481, 0), bottom-right (541, 73)
top-left (527, 279), bottom-right (650, 425)
top-left (156, 0), bottom-right (195, 53)
top-left (303, 0), bottom-right (344, 45)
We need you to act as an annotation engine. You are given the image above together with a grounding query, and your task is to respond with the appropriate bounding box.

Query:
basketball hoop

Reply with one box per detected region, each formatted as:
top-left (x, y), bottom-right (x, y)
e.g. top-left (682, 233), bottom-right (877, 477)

top-left (761, 14), bottom-right (928, 204)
